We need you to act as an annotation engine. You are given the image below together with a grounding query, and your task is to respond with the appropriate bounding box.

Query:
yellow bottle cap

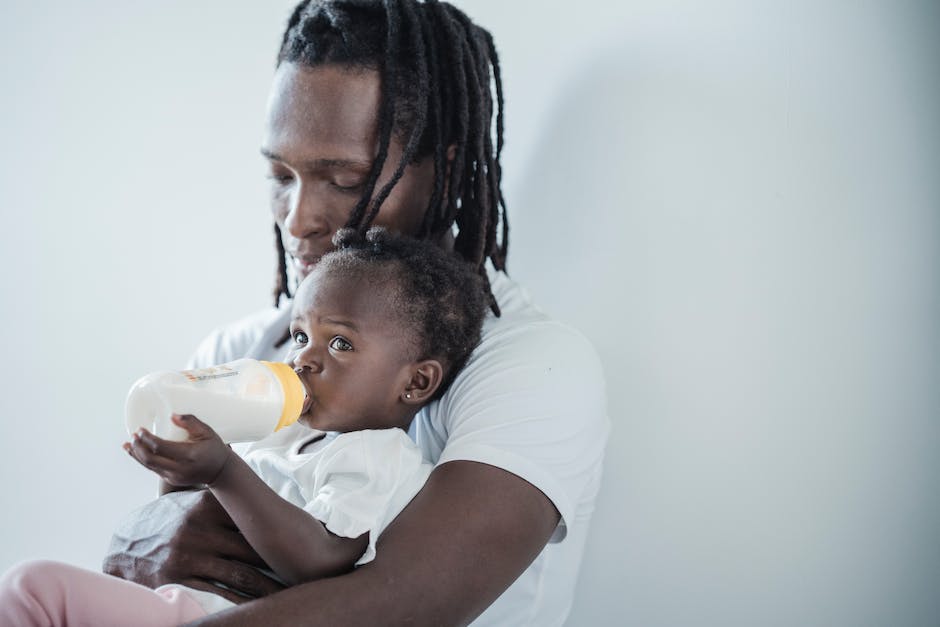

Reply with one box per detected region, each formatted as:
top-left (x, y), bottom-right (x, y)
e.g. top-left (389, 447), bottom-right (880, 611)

top-left (260, 361), bottom-right (305, 431)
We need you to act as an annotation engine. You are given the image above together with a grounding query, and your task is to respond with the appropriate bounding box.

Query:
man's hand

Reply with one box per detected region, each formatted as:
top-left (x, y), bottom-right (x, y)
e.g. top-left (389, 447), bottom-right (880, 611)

top-left (124, 414), bottom-right (231, 487)
top-left (102, 489), bottom-right (285, 603)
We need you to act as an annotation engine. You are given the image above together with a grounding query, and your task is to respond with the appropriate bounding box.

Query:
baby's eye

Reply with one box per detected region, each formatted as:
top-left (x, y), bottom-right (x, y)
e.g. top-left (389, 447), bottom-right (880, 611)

top-left (293, 331), bottom-right (309, 345)
top-left (329, 336), bottom-right (353, 352)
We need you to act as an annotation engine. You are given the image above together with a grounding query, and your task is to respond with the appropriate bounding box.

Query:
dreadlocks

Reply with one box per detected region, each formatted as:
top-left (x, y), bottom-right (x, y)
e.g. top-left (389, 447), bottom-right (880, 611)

top-left (271, 0), bottom-right (507, 315)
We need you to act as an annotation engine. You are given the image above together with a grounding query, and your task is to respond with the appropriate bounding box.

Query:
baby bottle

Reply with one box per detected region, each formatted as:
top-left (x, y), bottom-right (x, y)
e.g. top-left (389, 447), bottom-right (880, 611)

top-left (125, 358), bottom-right (306, 443)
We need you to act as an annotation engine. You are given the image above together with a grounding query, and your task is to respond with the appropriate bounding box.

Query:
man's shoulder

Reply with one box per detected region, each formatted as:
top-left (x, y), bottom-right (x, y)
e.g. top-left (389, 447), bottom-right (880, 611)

top-left (188, 306), bottom-right (290, 368)
top-left (439, 271), bottom-right (606, 417)
top-left (424, 272), bottom-right (609, 540)
top-left (219, 307), bottom-right (288, 340)
top-left (484, 271), bottom-right (600, 366)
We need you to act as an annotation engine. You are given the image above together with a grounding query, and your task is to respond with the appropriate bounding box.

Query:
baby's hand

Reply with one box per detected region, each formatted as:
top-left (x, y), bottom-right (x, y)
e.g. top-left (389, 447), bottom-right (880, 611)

top-left (124, 414), bottom-right (231, 487)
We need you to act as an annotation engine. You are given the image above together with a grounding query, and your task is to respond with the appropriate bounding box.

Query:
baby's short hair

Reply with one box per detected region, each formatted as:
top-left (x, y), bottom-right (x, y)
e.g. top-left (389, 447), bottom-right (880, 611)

top-left (315, 227), bottom-right (488, 400)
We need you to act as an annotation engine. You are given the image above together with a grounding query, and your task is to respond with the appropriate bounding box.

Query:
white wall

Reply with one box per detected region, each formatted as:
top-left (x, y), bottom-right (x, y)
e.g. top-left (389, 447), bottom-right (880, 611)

top-left (1, 2), bottom-right (937, 626)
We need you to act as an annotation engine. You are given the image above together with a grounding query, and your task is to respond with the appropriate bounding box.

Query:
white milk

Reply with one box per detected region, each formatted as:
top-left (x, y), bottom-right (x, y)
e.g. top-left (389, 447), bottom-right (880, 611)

top-left (125, 358), bottom-right (305, 442)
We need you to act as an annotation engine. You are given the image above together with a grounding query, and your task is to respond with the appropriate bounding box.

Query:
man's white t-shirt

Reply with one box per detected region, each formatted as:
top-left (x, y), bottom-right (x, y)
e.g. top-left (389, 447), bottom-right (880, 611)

top-left (188, 270), bottom-right (609, 626)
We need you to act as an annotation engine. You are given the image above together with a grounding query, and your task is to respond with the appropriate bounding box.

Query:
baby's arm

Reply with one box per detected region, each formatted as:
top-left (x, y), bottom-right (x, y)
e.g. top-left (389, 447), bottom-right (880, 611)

top-left (125, 415), bottom-right (367, 585)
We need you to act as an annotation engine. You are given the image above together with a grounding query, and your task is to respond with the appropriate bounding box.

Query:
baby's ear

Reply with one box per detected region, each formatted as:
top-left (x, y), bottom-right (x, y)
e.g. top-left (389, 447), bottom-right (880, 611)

top-left (401, 359), bottom-right (444, 404)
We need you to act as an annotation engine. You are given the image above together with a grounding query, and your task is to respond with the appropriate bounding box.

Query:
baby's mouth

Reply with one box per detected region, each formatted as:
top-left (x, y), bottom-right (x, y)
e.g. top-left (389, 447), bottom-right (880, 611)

top-left (301, 392), bottom-right (313, 416)
top-left (300, 393), bottom-right (313, 416)
top-left (298, 376), bottom-right (315, 415)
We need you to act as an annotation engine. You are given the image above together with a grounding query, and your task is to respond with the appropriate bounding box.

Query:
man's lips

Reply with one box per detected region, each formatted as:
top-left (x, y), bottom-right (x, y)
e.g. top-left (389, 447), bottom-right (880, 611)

top-left (290, 253), bottom-right (322, 274)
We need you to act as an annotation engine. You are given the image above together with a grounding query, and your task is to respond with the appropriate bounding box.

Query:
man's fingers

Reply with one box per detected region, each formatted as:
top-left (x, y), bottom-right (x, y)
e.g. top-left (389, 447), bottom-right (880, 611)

top-left (176, 578), bottom-right (253, 605)
top-left (207, 527), bottom-right (273, 569)
top-left (102, 489), bottom-right (277, 594)
top-left (186, 491), bottom-right (241, 531)
top-left (188, 556), bottom-right (285, 599)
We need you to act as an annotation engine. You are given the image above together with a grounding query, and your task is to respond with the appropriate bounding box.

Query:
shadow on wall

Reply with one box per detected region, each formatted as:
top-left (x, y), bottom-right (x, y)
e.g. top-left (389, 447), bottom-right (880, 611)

top-left (510, 43), bottom-right (793, 625)
top-left (510, 11), bottom-right (940, 624)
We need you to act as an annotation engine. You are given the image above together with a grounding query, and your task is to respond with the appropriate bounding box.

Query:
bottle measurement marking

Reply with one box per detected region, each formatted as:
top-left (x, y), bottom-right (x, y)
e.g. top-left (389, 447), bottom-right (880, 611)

top-left (183, 370), bottom-right (239, 382)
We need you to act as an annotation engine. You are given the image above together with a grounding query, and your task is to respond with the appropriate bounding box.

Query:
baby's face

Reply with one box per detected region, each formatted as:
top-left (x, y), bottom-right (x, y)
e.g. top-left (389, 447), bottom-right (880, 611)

top-left (287, 270), bottom-right (417, 432)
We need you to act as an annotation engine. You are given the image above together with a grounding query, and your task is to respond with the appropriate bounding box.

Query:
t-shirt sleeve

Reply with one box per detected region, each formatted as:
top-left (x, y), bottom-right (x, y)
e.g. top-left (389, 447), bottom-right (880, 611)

top-left (185, 308), bottom-right (287, 369)
top-left (185, 326), bottom-right (230, 369)
top-left (433, 319), bottom-right (609, 543)
top-left (299, 430), bottom-right (432, 566)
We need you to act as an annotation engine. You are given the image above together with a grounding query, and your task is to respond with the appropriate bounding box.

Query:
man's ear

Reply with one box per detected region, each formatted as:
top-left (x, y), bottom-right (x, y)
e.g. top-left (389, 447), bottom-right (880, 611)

top-left (401, 359), bottom-right (444, 404)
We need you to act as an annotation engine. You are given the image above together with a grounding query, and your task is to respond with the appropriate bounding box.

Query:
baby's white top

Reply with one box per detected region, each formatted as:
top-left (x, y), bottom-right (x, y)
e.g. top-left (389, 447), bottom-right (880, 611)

top-left (242, 425), bottom-right (432, 566)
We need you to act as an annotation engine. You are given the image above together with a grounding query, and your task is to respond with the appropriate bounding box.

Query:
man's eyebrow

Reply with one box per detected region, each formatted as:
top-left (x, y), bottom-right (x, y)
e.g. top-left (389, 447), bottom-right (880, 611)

top-left (260, 148), bottom-right (372, 170)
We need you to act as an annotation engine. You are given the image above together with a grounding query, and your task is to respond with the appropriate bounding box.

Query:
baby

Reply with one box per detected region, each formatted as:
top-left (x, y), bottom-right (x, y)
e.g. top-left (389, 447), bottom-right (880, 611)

top-left (0, 228), bottom-right (487, 626)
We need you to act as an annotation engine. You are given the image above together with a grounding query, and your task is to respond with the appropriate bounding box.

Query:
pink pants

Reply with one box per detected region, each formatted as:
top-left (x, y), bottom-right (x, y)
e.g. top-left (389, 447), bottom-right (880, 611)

top-left (0, 560), bottom-right (208, 627)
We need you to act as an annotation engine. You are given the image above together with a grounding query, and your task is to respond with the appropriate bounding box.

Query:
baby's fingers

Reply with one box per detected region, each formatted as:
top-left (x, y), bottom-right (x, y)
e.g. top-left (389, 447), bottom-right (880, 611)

top-left (171, 414), bottom-right (216, 441)
top-left (133, 427), bottom-right (194, 459)
top-left (132, 427), bottom-right (164, 452)
top-left (124, 436), bottom-right (195, 486)
top-left (124, 435), bottom-right (178, 473)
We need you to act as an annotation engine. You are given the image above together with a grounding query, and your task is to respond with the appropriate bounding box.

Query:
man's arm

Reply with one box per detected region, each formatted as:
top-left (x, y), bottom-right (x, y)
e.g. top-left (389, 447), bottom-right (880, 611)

top-left (185, 460), bottom-right (560, 626)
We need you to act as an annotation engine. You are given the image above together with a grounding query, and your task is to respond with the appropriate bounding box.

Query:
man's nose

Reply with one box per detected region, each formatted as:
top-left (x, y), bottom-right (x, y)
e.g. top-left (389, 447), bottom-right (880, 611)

top-left (283, 182), bottom-right (332, 241)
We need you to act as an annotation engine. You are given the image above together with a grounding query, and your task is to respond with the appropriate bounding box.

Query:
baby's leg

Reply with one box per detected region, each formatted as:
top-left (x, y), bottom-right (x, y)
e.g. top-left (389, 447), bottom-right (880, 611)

top-left (0, 559), bottom-right (207, 627)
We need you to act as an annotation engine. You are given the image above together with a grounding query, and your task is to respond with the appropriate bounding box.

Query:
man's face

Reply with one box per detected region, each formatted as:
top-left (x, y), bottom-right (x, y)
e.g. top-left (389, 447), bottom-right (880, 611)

top-left (262, 62), bottom-right (435, 283)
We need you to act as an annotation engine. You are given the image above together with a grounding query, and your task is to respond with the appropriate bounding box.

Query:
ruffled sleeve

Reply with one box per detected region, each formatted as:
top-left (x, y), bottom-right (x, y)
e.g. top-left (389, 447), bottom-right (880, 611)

top-left (300, 429), bottom-right (432, 566)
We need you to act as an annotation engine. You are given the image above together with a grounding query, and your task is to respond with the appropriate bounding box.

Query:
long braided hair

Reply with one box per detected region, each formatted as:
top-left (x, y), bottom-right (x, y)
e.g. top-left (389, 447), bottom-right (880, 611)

top-left (271, 0), bottom-right (507, 315)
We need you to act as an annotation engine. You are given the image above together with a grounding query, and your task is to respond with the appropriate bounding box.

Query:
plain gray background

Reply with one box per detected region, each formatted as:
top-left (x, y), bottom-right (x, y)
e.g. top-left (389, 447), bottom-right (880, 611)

top-left (1, 1), bottom-right (938, 625)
